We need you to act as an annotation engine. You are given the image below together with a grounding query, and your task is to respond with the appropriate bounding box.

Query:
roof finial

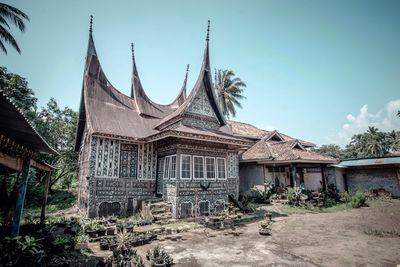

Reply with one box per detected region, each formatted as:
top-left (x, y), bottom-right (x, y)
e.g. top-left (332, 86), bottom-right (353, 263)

top-left (89, 15), bottom-right (93, 33)
top-left (131, 43), bottom-right (135, 61)
top-left (206, 20), bottom-right (210, 42)
top-left (186, 64), bottom-right (190, 75)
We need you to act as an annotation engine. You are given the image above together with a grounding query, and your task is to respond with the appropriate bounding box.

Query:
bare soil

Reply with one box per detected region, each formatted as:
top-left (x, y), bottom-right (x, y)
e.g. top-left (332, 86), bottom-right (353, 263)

top-left (139, 199), bottom-right (400, 267)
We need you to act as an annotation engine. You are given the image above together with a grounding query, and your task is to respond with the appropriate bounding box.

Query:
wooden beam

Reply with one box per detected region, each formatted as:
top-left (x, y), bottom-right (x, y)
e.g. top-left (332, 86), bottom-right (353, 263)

top-left (291, 163), bottom-right (297, 187)
top-left (40, 172), bottom-right (51, 225)
top-left (321, 164), bottom-right (327, 191)
top-left (30, 159), bottom-right (54, 172)
top-left (11, 158), bottom-right (31, 236)
top-left (0, 152), bottom-right (22, 172)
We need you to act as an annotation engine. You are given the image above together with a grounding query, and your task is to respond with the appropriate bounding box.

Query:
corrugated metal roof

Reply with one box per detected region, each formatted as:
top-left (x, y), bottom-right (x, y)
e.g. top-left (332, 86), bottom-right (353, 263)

top-left (337, 156), bottom-right (400, 167)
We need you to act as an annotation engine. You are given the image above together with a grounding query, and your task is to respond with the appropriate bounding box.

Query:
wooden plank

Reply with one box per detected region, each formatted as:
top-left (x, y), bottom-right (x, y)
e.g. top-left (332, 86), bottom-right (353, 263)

top-left (0, 152), bottom-right (23, 171)
top-left (11, 158), bottom-right (31, 236)
top-left (30, 159), bottom-right (54, 172)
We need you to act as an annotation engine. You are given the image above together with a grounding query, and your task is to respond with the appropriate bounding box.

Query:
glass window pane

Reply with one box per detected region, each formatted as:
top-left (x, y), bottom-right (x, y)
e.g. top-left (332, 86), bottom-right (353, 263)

top-left (217, 158), bottom-right (226, 179)
top-left (170, 156), bottom-right (176, 179)
top-left (164, 157), bottom-right (170, 179)
top-left (194, 156), bottom-right (204, 179)
top-left (181, 155), bottom-right (191, 179)
top-left (206, 157), bottom-right (215, 179)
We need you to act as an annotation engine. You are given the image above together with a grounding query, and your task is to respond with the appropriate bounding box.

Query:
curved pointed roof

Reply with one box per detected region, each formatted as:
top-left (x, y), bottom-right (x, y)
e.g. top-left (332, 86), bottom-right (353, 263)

top-left (155, 21), bottom-right (226, 130)
top-left (75, 19), bottom-right (194, 150)
top-left (130, 44), bottom-right (188, 118)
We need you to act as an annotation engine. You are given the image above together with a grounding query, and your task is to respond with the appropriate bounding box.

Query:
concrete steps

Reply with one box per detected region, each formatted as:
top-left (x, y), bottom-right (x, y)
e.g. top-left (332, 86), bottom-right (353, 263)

top-left (143, 198), bottom-right (174, 224)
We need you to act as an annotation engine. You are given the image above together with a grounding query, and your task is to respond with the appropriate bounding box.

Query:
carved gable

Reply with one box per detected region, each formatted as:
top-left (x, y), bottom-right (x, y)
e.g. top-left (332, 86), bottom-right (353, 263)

top-left (186, 82), bottom-right (218, 119)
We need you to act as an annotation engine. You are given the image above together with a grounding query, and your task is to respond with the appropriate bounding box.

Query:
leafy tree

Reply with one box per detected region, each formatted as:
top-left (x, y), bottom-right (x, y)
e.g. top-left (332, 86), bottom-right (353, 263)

top-left (0, 67), bottom-right (37, 121)
top-left (214, 69), bottom-right (246, 118)
top-left (35, 98), bottom-right (78, 191)
top-left (312, 144), bottom-right (344, 159)
top-left (0, 3), bottom-right (29, 54)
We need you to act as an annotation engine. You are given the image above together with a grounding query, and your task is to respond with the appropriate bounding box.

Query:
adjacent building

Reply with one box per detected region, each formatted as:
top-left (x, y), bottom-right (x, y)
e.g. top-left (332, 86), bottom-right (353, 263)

top-left (333, 156), bottom-right (400, 197)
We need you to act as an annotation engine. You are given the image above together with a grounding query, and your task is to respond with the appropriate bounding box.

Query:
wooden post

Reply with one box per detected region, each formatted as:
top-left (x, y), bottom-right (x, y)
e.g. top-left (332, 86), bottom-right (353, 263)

top-left (321, 164), bottom-right (327, 191)
top-left (40, 172), bottom-right (51, 225)
top-left (11, 158), bottom-right (31, 237)
top-left (291, 164), bottom-right (297, 187)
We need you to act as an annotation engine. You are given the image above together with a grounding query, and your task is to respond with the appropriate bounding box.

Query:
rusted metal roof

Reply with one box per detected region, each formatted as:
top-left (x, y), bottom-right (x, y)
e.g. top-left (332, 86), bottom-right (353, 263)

top-left (336, 156), bottom-right (400, 167)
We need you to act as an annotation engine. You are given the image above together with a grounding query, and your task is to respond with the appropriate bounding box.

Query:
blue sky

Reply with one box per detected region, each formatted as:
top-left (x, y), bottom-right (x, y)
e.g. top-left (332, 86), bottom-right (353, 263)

top-left (2, 0), bottom-right (400, 147)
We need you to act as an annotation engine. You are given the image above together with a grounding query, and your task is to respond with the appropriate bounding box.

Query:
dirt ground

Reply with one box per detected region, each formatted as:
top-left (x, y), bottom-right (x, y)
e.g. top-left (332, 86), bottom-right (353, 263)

top-left (139, 199), bottom-right (400, 267)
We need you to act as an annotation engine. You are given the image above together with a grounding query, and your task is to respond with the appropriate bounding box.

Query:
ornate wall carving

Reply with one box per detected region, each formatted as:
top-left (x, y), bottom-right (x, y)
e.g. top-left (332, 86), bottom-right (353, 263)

top-left (187, 83), bottom-right (217, 118)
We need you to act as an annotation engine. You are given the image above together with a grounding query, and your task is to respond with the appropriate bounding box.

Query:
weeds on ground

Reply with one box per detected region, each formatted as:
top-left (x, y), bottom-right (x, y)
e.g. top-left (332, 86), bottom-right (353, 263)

top-left (363, 228), bottom-right (400, 237)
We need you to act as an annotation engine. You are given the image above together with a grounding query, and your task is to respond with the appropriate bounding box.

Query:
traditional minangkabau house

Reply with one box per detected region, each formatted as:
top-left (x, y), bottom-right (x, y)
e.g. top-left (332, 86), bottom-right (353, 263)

top-left (75, 18), bottom-right (338, 218)
top-left (227, 121), bottom-right (337, 193)
top-left (0, 91), bottom-right (57, 236)
top-left (75, 18), bottom-right (250, 218)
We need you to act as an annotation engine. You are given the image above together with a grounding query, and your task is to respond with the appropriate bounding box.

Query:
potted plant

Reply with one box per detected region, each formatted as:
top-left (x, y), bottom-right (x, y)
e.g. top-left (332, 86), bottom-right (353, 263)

top-left (153, 257), bottom-right (166, 267)
top-left (99, 238), bottom-right (109, 250)
top-left (106, 226), bottom-right (116, 236)
top-left (75, 234), bottom-right (89, 250)
top-left (97, 224), bottom-right (106, 237)
top-left (85, 220), bottom-right (98, 238)
top-left (51, 236), bottom-right (69, 254)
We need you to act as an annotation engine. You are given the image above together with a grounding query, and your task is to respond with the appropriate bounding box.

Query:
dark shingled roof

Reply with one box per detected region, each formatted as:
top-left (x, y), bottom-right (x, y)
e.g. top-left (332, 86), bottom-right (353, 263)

top-left (227, 120), bottom-right (316, 147)
top-left (0, 91), bottom-right (57, 155)
top-left (240, 138), bottom-right (336, 163)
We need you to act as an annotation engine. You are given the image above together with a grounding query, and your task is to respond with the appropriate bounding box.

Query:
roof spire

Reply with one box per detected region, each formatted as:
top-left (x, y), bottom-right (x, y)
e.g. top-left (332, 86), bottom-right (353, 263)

top-left (89, 15), bottom-right (93, 33)
top-left (131, 43), bottom-right (135, 62)
top-left (185, 64), bottom-right (190, 80)
top-left (206, 20), bottom-right (210, 42)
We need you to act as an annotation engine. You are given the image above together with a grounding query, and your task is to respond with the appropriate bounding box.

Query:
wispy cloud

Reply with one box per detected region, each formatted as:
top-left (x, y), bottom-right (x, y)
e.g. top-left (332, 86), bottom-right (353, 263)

top-left (261, 125), bottom-right (276, 131)
top-left (324, 99), bottom-right (400, 147)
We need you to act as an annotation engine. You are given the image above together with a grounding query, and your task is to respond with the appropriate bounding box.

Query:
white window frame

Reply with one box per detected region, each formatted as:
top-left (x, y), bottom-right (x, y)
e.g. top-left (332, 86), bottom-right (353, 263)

top-left (180, 154), bottom-right (192, 179)
top-left (205, 156), bottom-right (216, 180)
top-left (163, 156), bottom-right (170, 179)
top-left (193, 156), bottom-right (205, 179)
top-left (216, 157), bottom-right (227, 180)
top-left (163, 155), bottom-right (177, 180)
top-left (170, 155), bottom-right (176, 179)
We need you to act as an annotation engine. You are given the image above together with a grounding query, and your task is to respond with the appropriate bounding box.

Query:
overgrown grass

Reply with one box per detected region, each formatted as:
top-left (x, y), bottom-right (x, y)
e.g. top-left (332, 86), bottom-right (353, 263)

top-left (22, 190), bottom-right (76, 224)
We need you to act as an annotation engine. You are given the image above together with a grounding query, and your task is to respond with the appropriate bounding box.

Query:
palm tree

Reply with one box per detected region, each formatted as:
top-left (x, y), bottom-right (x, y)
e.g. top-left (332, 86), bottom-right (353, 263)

top-left (0, 3), bottom-right (29, 54)
top-left (214, 69), bottom-right (246, 118)
top-left (397, 110), bottom-right (400, 117)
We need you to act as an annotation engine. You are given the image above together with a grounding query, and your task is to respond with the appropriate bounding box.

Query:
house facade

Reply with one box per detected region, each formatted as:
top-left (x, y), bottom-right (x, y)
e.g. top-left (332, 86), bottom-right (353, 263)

top-left (333, 157), bottom-right (400, 197)
top-left (229, 121), bottom-right (337, 193)
top-left (75, 19), bottom-right (337, 219)
top-left (75, 20), bottom-right (249, 218)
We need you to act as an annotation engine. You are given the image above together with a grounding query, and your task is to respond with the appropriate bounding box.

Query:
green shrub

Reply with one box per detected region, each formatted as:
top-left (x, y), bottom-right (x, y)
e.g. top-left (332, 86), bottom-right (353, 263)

top-left (350, 191), bottom-right (366, 208)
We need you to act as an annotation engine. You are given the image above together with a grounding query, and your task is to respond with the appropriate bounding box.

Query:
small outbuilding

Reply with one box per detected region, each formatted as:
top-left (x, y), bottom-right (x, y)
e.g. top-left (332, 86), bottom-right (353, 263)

top-left (333, 156), bottom-right (400, 197)
top-left (0, 91), bottom-right (58, 235)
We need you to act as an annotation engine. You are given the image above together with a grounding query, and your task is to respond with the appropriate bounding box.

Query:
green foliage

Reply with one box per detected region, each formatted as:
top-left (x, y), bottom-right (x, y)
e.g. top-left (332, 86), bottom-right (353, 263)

top-left (285, 186), bottom-right (306, 206)
top-left (147, 245), bottom-right (174, 267)
top-left (349, 191), bottom-right (366, 208)
top-left (314, 127), bottom-right (400, 160)
top-left (0, 235), bottom-right (43, 266)
top-left (0, 67), bottom-right (37, 121)
top-left (0, 3), bottom-right (29, 54)
top-left (214, 69), bottom-right (246, 118)
top-left (312, 144), bottom-right (344, 159)
top-left (47, 190), bottom-right (76, 209)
